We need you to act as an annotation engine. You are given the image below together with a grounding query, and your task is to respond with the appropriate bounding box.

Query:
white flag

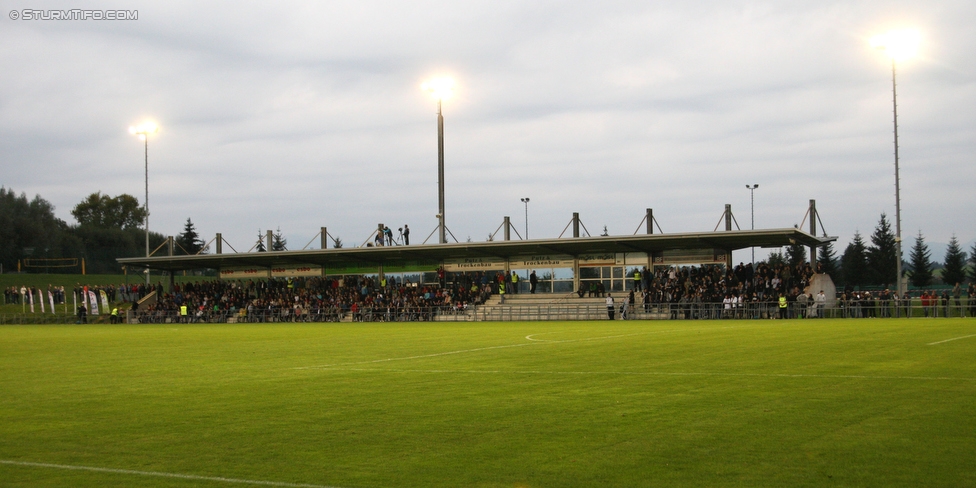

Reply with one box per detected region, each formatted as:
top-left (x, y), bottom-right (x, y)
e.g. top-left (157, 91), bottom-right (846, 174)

top-left (88, 291), bottom-right (99, 315)
top-left (100, 290), bottom-right (110, 315)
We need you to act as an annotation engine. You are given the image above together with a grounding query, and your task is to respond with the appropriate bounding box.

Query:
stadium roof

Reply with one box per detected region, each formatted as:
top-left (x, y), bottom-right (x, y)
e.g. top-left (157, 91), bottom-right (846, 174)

top-left (118, 228), bottom-right (835, 273)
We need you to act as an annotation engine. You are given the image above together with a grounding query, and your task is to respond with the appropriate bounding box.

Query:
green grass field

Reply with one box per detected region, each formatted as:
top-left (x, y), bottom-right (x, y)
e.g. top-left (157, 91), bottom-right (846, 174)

top-left (1, 318), bottom-right (974, 487)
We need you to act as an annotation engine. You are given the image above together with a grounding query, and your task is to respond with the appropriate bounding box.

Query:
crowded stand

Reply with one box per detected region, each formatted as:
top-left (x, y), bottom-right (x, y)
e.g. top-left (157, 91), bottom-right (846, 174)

top-left (134, 274), bottom-right (494, 323)
top-left (7, 262), bottom-right (974, 322)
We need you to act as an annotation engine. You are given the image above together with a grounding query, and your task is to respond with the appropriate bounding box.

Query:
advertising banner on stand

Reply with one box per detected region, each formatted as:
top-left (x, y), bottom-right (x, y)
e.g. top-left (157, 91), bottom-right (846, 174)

top-left (88, 291), bottom-right (99, 315)
top-left (100, 290), bottom-right (110, 314)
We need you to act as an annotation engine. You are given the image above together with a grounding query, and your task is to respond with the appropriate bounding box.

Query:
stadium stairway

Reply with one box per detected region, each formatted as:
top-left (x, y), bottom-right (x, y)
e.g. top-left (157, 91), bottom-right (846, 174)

top-left (456, 292), bottom-right (673, 321)
top-left (463, 293), bottom-right (608, 321)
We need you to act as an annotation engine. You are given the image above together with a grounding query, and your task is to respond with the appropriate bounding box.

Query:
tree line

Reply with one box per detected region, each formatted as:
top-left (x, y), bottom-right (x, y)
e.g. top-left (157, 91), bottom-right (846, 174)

top-left (801, 213), bottom-right (974, 289)
top-left (0, 187), bottom-right (204, 274)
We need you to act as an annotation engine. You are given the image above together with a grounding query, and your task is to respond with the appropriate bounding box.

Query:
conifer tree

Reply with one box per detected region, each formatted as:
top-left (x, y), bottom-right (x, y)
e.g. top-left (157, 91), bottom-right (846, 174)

top-left (255, 229), bottom-right (266, 252)
top-left (786, 242), bottom-right (806, 268)
top-left (841, 232), bottom-right (868, 288)
top-left (272, 228), bottom-right (287, 251)
top-left (908, 232), bottom-right (932, 289)
top-left (866, 213), bottom-right (897, 286)
top-left (970, 243), bottom-right (976, 283)
top-left (818, 241), bottom-right (839, 279)
top-left (176, 218), bottom-right (204, 255)
top-left (941, 235), bottom-right (967, 285)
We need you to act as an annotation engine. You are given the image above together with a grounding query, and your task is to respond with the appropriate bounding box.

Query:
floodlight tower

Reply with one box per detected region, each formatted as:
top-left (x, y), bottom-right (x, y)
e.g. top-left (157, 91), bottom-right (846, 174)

top-left (871, 29), bottom-right (919, 297)
top-left (422, 77), bottom-right (455, 244)
top-left (521, 197), bottom-right (530, 239)
top-left (129, 121), bottom-right (158, 284)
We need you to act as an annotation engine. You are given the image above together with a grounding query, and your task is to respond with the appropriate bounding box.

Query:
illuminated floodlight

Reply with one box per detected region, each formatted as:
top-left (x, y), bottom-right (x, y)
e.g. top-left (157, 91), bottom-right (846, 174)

top-left (129, 121), bottom-right (159, 140)
top-left (422, 77), bottom-right (455, 101)
top-left (870, 29), bottom-right (920, 62)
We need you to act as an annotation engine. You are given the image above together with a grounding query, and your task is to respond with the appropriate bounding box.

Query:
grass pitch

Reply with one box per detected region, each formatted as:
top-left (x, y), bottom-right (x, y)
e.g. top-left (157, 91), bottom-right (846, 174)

top-left (1, 318), bottom-right (974, 487)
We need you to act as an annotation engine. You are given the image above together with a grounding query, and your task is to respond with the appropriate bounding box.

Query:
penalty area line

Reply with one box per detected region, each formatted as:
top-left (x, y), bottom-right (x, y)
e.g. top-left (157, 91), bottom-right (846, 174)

top-left (928, 334), bottom-right (976, 346)
top-left (0, 460), bottom-right (344, 488)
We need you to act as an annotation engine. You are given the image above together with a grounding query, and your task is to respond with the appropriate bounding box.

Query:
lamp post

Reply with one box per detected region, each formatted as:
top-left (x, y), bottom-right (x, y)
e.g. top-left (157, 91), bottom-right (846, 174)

top-left (129, 121), bottom-right (158, 284)
top-left (745, 184), bottom-right (758, 264)
top-left (871, 29), bottom-right (919, 298)
top-left (521, 197), bottom-right (530, 239)
top-left (422, 77), bottom-right (455, 244)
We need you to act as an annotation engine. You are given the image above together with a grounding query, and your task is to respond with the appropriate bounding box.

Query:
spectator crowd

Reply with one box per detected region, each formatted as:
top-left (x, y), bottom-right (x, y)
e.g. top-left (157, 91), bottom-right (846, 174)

top-left (4, 263), bottom-right (974, 322)
top-left (135, 273), bottom-right (495, 323)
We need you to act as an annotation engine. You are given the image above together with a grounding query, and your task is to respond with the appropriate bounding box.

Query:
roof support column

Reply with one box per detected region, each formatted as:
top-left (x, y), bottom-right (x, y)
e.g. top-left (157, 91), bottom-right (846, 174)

top-left (809, 199), bottom-right (817, 269)
top-left (725, 205), bottom-right (733, 269)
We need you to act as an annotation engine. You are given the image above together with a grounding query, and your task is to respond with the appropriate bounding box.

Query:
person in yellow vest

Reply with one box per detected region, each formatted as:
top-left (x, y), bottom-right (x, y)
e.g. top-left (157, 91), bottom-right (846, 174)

top-left (633, 269), bottom-right (642, 292)
top-left (180, 304), bottom-right (188, 324)
top-left (499, 280), bottom-right (506, 303)
top-left (778, 292), bottom-right (788, 319)
top-left (510, 271), bottom-right (519, 294)
top-left (110, 307), bottom-right (119, 324)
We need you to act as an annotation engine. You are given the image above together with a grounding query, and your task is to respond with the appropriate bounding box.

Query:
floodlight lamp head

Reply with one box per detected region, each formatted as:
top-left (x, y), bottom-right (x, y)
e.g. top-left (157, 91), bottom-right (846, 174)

top-left (870, 29), bottom-right (920, 62)
top-left (422, 77), bottom-right (455, 101)
top-left (129, 121), bottom-right (159, 140)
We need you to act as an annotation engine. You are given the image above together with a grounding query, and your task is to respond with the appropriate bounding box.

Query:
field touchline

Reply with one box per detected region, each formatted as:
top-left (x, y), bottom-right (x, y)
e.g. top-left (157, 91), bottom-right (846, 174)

top-left (0, 460), bottom-right (344, 488)
top-left (927, 334), bottom-right (976, 346)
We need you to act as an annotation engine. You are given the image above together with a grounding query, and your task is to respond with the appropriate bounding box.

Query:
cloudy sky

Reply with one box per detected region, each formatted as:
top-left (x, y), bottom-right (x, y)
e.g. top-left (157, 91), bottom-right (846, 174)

top-left (2, 1), bottom-right (973, 263)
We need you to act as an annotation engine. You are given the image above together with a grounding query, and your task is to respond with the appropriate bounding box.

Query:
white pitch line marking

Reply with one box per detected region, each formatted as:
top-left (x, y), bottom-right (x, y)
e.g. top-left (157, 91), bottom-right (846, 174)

top-left (0, 460), bottom-right (344, 488)
top-left (297, 330), bottom-right (666, 370)
top-left (928, 334), bottom-right (976, 346)
top-left (324, 368), bottom-right (976, 382)
top-left (293, 342), bottom-right (535, 370)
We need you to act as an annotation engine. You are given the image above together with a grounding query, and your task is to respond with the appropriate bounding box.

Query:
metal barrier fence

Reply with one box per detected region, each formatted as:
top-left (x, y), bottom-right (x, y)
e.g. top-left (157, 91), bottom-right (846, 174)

top-left (461, 301), bottom-right (976, 321)
top-left (1, 299), bottom-right (973, 324)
